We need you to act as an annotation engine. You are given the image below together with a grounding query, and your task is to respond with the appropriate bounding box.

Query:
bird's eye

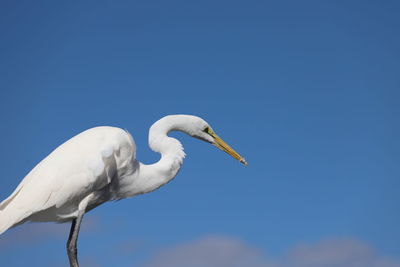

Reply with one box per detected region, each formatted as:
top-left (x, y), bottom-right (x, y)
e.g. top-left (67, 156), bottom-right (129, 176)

top-left (203, 127), bottom-right (210, 133)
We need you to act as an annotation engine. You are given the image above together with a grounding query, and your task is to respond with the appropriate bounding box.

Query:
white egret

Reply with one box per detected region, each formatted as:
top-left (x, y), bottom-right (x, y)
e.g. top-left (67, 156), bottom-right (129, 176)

top-left (0, 115), bottom-right (247, 267)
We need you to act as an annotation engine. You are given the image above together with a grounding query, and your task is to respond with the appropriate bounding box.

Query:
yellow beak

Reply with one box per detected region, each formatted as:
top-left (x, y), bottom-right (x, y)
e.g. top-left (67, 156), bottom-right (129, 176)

top-left (209, 130), bottom-right (248, 166)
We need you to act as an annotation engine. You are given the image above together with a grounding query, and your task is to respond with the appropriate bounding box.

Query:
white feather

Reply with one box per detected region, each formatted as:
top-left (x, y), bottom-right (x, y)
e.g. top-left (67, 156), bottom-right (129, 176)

top-left (0, 115), bottom-right (245, 237)
top-left (0, 126), bottom-right (134, 232)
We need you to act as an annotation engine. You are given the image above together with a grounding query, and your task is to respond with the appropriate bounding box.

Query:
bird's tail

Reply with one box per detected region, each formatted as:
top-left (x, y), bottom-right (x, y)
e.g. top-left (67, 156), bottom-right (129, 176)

top-left (0, 214), bottom-right (15, 235)
top-left (0, 208), bottom-right (16, 235)
top-left (0, 188), bottom-right (24, 235)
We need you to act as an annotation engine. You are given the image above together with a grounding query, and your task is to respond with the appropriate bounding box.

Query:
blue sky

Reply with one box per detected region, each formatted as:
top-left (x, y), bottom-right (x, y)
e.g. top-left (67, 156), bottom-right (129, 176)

top-left (0, 0), bottom-right (399, 266)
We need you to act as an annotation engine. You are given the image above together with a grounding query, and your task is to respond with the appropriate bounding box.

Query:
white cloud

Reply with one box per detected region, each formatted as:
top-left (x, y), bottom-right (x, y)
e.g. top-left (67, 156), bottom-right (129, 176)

top-left (0, 222), bottom-right (67, 249)
top-left (283, 238), bottom-right (400, 267)
top-left (143, 236), bottom-right (400, 267)
top-left (0, 215), bottom-right (99, 249)
top-left (144, 235), bottom-right (271, 267)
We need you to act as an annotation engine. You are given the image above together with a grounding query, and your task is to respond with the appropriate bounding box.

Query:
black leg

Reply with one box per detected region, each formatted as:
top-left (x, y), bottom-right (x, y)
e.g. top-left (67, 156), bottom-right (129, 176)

top-left (67, 211), bottom-right (84, 267)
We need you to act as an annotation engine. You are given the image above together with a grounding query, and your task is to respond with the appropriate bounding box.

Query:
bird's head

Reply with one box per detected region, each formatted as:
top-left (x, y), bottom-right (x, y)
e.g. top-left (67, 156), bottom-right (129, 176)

top-left (180, 116), bottom-right (248, 166)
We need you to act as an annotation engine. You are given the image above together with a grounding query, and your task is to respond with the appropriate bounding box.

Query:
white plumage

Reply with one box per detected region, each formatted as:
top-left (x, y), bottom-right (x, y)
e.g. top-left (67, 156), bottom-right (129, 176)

top-left (0, 114), bottom-right (246, 266)
top-left (0, 126), bottom-right (135, 231)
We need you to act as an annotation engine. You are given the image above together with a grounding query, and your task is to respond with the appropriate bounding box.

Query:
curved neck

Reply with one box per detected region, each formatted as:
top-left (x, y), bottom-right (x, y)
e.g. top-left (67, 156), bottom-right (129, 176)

top-left (132, 116), bottom-right (189, 194)
top-left (148, 115), bottom-right (188, 164)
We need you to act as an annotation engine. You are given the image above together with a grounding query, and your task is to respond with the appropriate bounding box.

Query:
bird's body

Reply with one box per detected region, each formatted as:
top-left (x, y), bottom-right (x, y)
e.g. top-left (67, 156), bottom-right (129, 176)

top-left (0, 115), bottom-right (246, 267)
top-left (0, 126), bottom-right (137, 230)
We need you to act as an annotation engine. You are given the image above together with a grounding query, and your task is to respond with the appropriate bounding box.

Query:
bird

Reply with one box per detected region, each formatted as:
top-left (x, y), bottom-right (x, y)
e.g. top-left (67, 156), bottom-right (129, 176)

top-left (0, 114), bottom-right (247, 267)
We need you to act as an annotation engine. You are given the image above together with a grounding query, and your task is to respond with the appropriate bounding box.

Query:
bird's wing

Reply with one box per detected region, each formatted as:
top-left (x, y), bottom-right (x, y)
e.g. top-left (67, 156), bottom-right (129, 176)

top-left (44, 144), bottom-right (118, 210)
top-left (0, 126), bottom-right (136, 234)
top-left (0, 143), bottom-right (118, 228)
